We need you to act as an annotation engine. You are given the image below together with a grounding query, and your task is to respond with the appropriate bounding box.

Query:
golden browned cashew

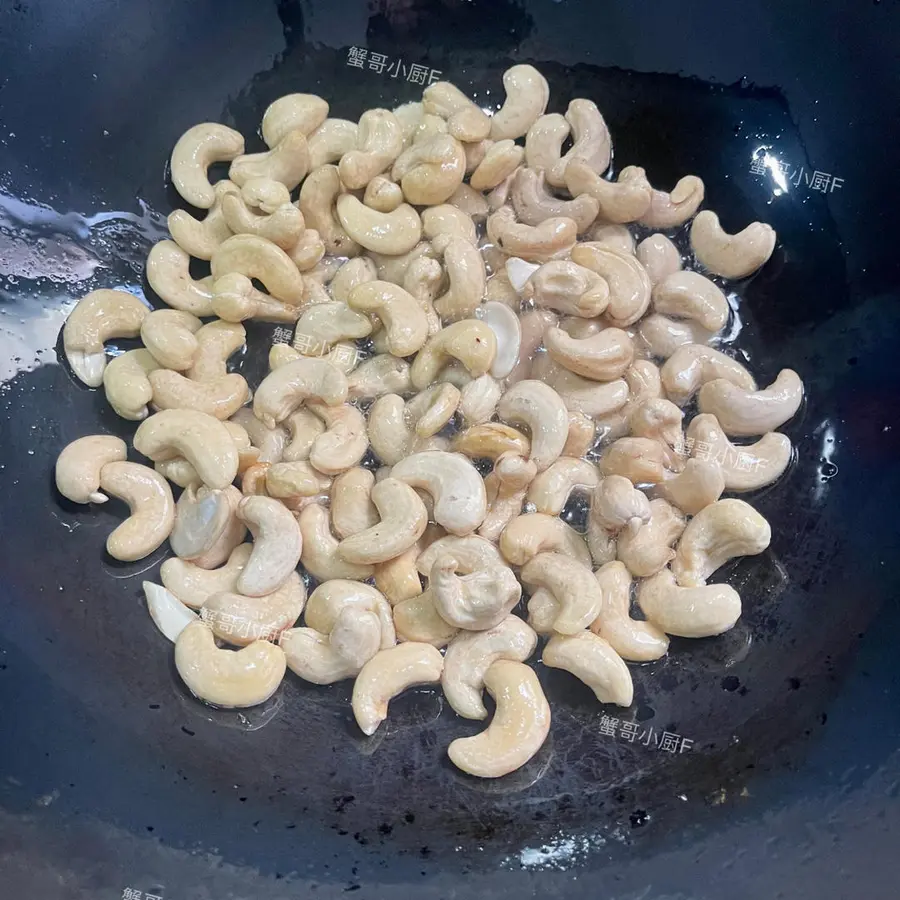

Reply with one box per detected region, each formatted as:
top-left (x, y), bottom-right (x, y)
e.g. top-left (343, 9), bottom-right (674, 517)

top-left (653, 458), bottom-right (725, 516)
top-left (146, 240), bottom-right (216, 315)
top-left (221, 187), bottom-right (305, 249)
top-left (510, 166), bottom-right (599, 232)
top-left (502, 512), bottom-right (592, 567)
top-left (523, 260), bottom-right (609, 318)
top-left (262, 93), bottom-right (329, 148)
top-left (598, 437), bottom-right (671, 484)
top-left (452, 422), bottom-right (530, 461)
top-left (169, 483), bottom-right (242, 561)
top-left (479, 453), bottom-right (538, 541)
top-left (338, 108), bottom-right (404, 189)
top-left (563, 410), bottom-right (596, 458)
top-left (448, 183), bottom-right (490, 220)
top-left (55, 435), bottom-right (127, 504)
top-left (253, 357), bottom-right (347, 429)
top-left (103, 349), bottom-right (161, 421)
top-left (168, 179), bottom-right (237, 260)
top-left (652, 271), bottom-right (730, 334)
top-left (548, 98), bottom-right (612, 186)
top-left (459, 373), bottom-right (502, 425)
top-left (348, 281), bottom-right (428, 357)
top-left (636, 233), bottom-right (682, 286)
top-left (162, 543), bottom-right (252, 609)
top-left (187, 320), bottom-right (246, 382)
top-left (661, 343), bottom-right (756, 406)
top-left (410, 319), bottom-right (497, 389)
top-left (175, 620), bottom-right (285, 708)
top-left (211, 274), bottom-right (301, 324)
top-left (330, 468), bottom-right (377, 539)
top-left (672, 498), bottom-right (771, 587)
top-left (442, 617), bottom-right (538, 720)
top-left (298, 164), bottom-right (361, 257)
top-left (264, 460), bottom-right (332, 501)
top-left (393, 590), bottom-right (460, 647)
top-left (637, 568), bottom-right (741, 638)
top-left (616, 497), bottom-right (685, 578)
top-left (336, 195), bottom-right (423, 256)
top-left (634, 168), bottom-right (705, 229)
top-left (544, 325), bottom-right (634, 382)
top-left (363, 175), bottom-right (403, 213)
top-left (391, 451), bottom-right (487, 536)
top-left (497, 380), bottom-right (568, 472)
top-left (591, 561), bottom-right (669, 661)
top-left (99, 461), bottom-right (175, 561)
top-left (636, 313), bottom-right (712, 360)
top-left (543, 631), bottom-right (633, 705)
top-left (487, 206), bottom-right (577, 263)
top-left (294, 302), bottom-right (372, 356)
top-left (149, 370), bottom-right (250, 420)
top-left (170, 123), bottom-right (244, 208)
top-left (297, 503), bottom-right (374, 581)
top-left (210, 234), bottom-right (305, 305)
top-left (63, 289), bottom-right (149, 386)
top-left (429, 554), bottom-right (522, 631)
top-left (434, 237), bottom-right (487, 323)
top-left (391, 133), bottom-right (466, 205)
top-left (307, 118), bottom-right (358, 169)
top-left (590, 474), bottom-right (652, 534)
top-left (698, 369), bottom-right (804, 436)
top-left (526, 457), bottom-right (601, 516)
top-left (470, 140), bottom-right (526, 192)
top-left (422, 81), bottom-right (491, 142)
top-left (447, 659), bottom-right (551, 778)
top-left (564, 161), bottom-right (650, 224)
top-left (229, 129), bottom-right (310, 190)
top-left (235, 495), bottom-right (303, 596)
top-left (348, 354), bottom-right (412, 401)
top-left (686, 414), bottom-right (792, 491)
top-left (570, 243), bottom-right (652, 327)
top-left (231, 408), bottom-right (288, 464)
top-left (691, 210), bottom-right (777, 279)
top-left (490, 64), bottom-right (550, 140)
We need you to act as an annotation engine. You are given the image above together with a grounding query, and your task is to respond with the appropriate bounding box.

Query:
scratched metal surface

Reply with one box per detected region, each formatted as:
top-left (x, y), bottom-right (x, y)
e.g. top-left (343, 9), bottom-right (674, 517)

top-left (1, 1), bottom-right (899, 898)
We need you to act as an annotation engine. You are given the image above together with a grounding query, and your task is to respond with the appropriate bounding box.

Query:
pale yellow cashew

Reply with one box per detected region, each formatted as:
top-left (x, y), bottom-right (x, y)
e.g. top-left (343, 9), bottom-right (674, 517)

top-left (616, 497), bottom-right (685, 579)
top-left (487, 206), bottom-right (577, 263)
top-left (525, 588), bottom-right (559, 635)
top-left (598, 437), bottom-right (671, 485)
top-left (348, 354), bottom-right (412, 401)
top-left (448, 183), bottom-right (490, 220)
top-left (637, 568), bottom-right (741, 638)
top-left (490, 64), bottom-right (550, 140)
top-left (210, 234), bottom-right (305, 305)
top-left (99, 461), bottom-right (175, 561)
top-left (591, 561), bottom-right (669, 662)
top-left (661, 343), bottom-right (756, 405)
top-left (363, 175), bottom-right (403, 213)
top-left (417, 534), bottom-right (504, 578)
top-left (547, 98), bottom-right (612, 186)
top-left (523, 260), bottom-right (609, 318)
top-left (297, 503), bottom-right (374, 581)
top-left (451, 422), bottom-right (530, 462)
top-left (563, 410), bottom-right (596, 458)
top-left (367, 394), bottom-right (415, 466)
top-left (133, 409), bottom-right (239, 490)
top-left (499, 512), bottom-right (593, 573)
top-left (63, 289), bottom-right (149, 387)
top-left (103, 349), bottom-right (161, 421)
top-left (369, 240), bottom-right (435, 285)
top-left (143, 581), bottom-right (198, 643)
top-left (305, 580), bottom-right (395, 648)
top-left (229, 129), bottom-right (310, 190)
top-left (653, 458), bottom-right (725, 516)
top-left (329, 257), bottom-right (377, 304)
top-left (591, 475), bottom-right (652, 536)
top-left (628, 398), bottom-right (685, 467)
top-left (330, 468), bottom-right (377, 540)
top-left (526, 457), bottom-right (601, 516)
top-left (459, 374), bottom-right (502, 426)
top-left (447, 659), bottom-right (550, 778)
top-left (221, 187), bottom-right (305, 249)
top-left (686, 414), bottom-right (792, 491)
top-left (422, 204), bottom-right (477, 248)
top-left (253, 357), bottom-right (348, 429)
top-left (410, 319), bottom-right (497, 389)
top-left (211, 274), bottom-right (301, 324)
top-left (146, 240), bottom-right (216, 315)
top-left (525, 113), bottom-right (569, 174)
top-left (393, 101), bottom-right (425, 145)
top-left (307, 118), bottom-right (358, 169)
top-left (543, 631), bottom-right (633, 706)
top-left (261, 93), bottom-right (329, 148)
top-left (264, 461), bottom-right (332, 501)
top-left (231, 408), bottom-right (288, 464)
top-left (544, 325), bottom-right (634, 382)
top-left (497, 380), bottom-right (568, 472)
top-left (479, 453), bottom-right (538, 542)
top-left (570, 242), bottom-right (652, 327)
top-left (149, 370), bottom-right (250, 420)
top-left (169, 483), bottom-right (242, 561)
top-left (55, 435), bottom-right (127, 504)
top-left (564, 160), bottom-right (651, 224)
top-left (433, 237), bottom-right (487, 323)
top-left (652, 271), bottom-right (730, 334)
top-left (235, 495), bottom-right (303, 597)
top-left (393, 590), bottom-right (459, 647)
top-left (690, 210), bottom-right (777, 279)
top-left (441, 617), bottom-right (537, 720)
top-left (637, 313), bottom-right (712, 360)
top-left (391, 133), bottom-right (466, 205)
top-left (187, 320), bottom-right (246, 382)
top-left (429, 554), bottom-right (521, 631)
top-left (339, 108), bottom-right (404, 189)
top-left (636, 233), bottom-right (682, 286)
top-left (348, 281), bottom-right (429, 357)
top-left (589, 223), bottom-right (635, 255)
top-left (170, 123), bottom-right (244, 208)
top-left (510, 166), bottom-right (599, 232)
top-left (306, 401), bottom-right (368, 475)
top-left (374, 538), bottom-right (428, 607)
top-left (697, 369), bottom-right (804, 437)
top-left (520, 551), bottom-right (603, 634)
top-left (593, 359), bottom-right (664, 442)
top-left (405, 383), bottom-right (461, 439)
top-left (175, 620), bottom-right (285, 708)
top-left (635, 169), bottom-right (705, 229)
top-left (470, 140), bottom-right (525, 192)
top-left (161, 543), bottom-right (252, 609)
top-left (298, 164), bottom-right (361, 257)
top-left (168, 179), bottom-right (237, 260)
top-left (294, 302), bottom-right (372, 355)
top-left (336, 195), bottom-right (423, 256)
top-left (136, 310), bottom-right (201, 372)
top-left (422, 81), bottom-right (491, 142)
top-left (531, 357), bottom-right (629, 419)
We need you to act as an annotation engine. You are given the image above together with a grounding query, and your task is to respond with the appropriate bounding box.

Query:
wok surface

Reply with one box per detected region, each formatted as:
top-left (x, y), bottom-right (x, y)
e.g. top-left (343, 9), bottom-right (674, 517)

top-left (1, 1), bottom-right (899, 897)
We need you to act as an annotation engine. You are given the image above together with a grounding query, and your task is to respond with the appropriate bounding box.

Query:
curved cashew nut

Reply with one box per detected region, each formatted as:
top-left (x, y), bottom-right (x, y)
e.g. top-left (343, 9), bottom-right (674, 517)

top-left (636, 233), bottom-right (682, 286)
top-left (429, 554), bottom-right (521, 631)
top-left (262, 93), bottom-right (329, 148)
top-left (544, 325), bottom-right (634, 382)
top-left (479, 453), bottom-right (538, 542)
top-left (459, 373), bottom-right (502, 425)
top-left (369, 241), bottom-right (435, 286)
top-left (590, 224), bottom-right (635, 256)
top-left (686, 413), bottom-right (792, 491)
top-left (348, 281), bottom-right (428, 357)
top-left (543, 631), bottom-right (633, 706)
top-left (391, 133), bottom-right (466, 205)
top-left (487, 206), bottom-right (577, 263)
top-left (170, 123), bottom-right (244, 208)
top-left (146, 240), bottom-right (216, 315)
top-left (235, 496), bottom-right (302, 596)
top-left (307, 118), bottom-right (358, 169)
top-left (305, 579), bottom-right (395, 649)
top-left (55, 435), bottom-right (127, 504)
top-left (591, 561), bottom-right (669, 661)
top-left (330, 468), bottom-right (378, 541)
top-left (170, 483), bottom-right (243, 560)
top-left (211, 273), bottom-right (300, 324)
top-left (297, 503), bottom-right (373, 581)
top-left (368, 394), bottom-right (416, 466)
top-left (635, 169), bottom-right (705, 229)
top-left (410, 319), bottom-right (497, 389)
top-left (637, 568), bottom-right (741, 638)
top-left (103, 349), bottom-right (161, 420)
top-left (304, 401), bottom-right (367, 475)
top-left (653, 458), bottom-right (725, 516)
top-left (253, 357), bottom-right (347, 429)
top-left (532, 356), bottom-right (629, 419)
top-left (391, 451), bottom-right (487, 536)
top-left (229, 129), bottom-right (310, 190)
top-left (434, 237), bottom-right (487, 323)
top-left (210, 234), bottom-right (304, 305)
top-left (628, 398), bottom-right (684, 467)
top-left (691, 210), bottom-right (777, 279)
top-left (448, 183), bottom-right (490, 220)
top-left (441, 617), bottom-right (537, 720)
top-left (592, 359), bottom-right (664, 444)
top-left (652, 271), bottom-right (730, 334)
top-left (221, 187), bottom-right (305, 249)
top-left (616, 497), bottom-right (685, 578)
top-left (175, 620), bottom-right (285, 708)
top-left (393, 590), bottom-right (459, 647)
top-left (447, 659), bottom-right (550, 778)
top-left (264, 460), bottom-right (332, 501)
top-left (374, 545), bottom-right (424, 608)
top-left (422, 204), bottom-right (477, 248)
top-left (99, 461), bottom-right (175, 561)
top-left (338, 109), bottom-right (404, 189)
top-left (133, 410), bottom-right (239, 489)
top-left (422, 81), bottom-right (491, 142)
top-left (523, 260), bottom-right (609, 318)
top-left (161, 543), bottom-right (252, 609)
top-left (405, 384), bottom-right (459, 440)
top-left (564, 161), bottom-right (650, 224)
top-left (149, 370), bottom-right (250, 420)
top-left (526, 457), bottom-right (600, 517)
top-left (352, 642), bottom-right (444, 735)
top-left (548, 98), bottom-right (612, 186)
top-left (452, 422), bottom-right (530, 461)
top-left (520, 551), bottom-right (603, 634)
top-left (294, 302), bottom-right (372, 355)
top-left (417, 535), bottom-right (504, 578)
top-left (63, 289), bottom-right (149, 386)
top-left (231, 408), bottom-right (287, 464)
top-left (298, 164), bottom-right (361, 257)
top-left (511, 166), bottom-right (599, 232)
top-left (348, 354), bottom-right (412, 401)
top-left (497, 380), bottom-right (568, 472)
top-left (672, 498), bottom-right (771, 587)
top-left (637, 313), bottom-right (712, 360)
top-left (490, 64), bottom-right (549, 140)
top-left (330, 256), bottom-right (378, 303)
top-left (598, 437), bottom-right (671, 484)
top-left (187, 320), bottom-right (246, 382)
top-left (336, 195), bottom-right (422, 256)
top-left (168, 179), bottom-right (237, 260)
top-left (570, 243), bottom-right (651, 327)
top-left (590, 474), bottom-right (651, 533)
top-left (697, 369), bottom-right (804, 436)
top-left (525, 112), bottom-right (569, 172)
top-left (661, 343), bottom-right (756, 406)
top-left (281, 615), bottom-right (376, 685)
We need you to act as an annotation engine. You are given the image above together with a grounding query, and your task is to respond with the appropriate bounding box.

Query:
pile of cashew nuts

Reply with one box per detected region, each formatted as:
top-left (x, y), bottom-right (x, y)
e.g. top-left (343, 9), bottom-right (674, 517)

top-left (54, 65), bottom-right (803, 778)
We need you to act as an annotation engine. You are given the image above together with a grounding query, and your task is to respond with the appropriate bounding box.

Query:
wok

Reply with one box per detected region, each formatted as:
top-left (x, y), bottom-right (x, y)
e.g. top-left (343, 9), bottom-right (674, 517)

top-left (1, 0), bottom-right (899, 897)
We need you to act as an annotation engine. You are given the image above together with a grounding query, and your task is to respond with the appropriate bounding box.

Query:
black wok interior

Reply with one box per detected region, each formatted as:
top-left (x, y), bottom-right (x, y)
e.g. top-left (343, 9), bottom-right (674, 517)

top-left (1, 1), bottom-right (899, 897)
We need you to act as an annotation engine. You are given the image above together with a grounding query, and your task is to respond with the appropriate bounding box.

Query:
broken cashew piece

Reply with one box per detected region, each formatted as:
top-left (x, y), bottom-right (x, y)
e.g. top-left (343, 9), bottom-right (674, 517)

top-left (352, 642), bottom-right (444, 736)
top-left (55, 435), bottom-right (127, 504)
top-left (520, 551), bottom-right (604, 634)
top-left (543, 631), bottom-right (633, 706)
top-left (497, 380), bottom-right (568, 472)
top-left (697, 369), bottom-right (804, 437)
top-left (690, 210), bottom-right (777, 279)
top-left (364, 175), bottom-right (404, 213)
top-left (429, 554), bottom-right (522, 631)
top-left (637, 568), bottom-right (742, 638)
top-left (170, 484), bottom-right (244, 563)
top-left (477, 301), bottom-right (522, 379)
top-left (170, 123), bottom-right (245, 209)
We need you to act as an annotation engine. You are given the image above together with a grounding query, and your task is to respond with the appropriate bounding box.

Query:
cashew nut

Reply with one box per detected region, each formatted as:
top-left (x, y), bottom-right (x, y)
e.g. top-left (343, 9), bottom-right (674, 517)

top-left (590, 474), bottom-right (652, 533)
top-left (262, 93), bottom-right (329, 148)
top-left (352, 642), bottom-right (444, 735)
top-left (175, 620), bottom-right (285, 708)
top-left (525, 113), bottom-right (569, 176)
top-left (551, 98), bottom-right (612, 185)
top-left (589, 224), bottom-right (635, 256)
top-left (526, 457), bottom-right (600, 516)
top-left (234, 495), bottom-right (302, 596)
top-left (487, 206), bottom-right (577, 263)
top-left (470, 140), bottom-right (526, 193)
top-left (294, 302), bottom-right (372, 355)
top-left (473, 301), bottom-right (519, 380)
top-left (635, 169), bottom-right (705, 229)
top-left (253, 357), bottom-right (348, 429)
top-left (303, 401), bottom-right (367, 475)
top-left (298, 164), bottom-right (361, 257)
top-left (637, 313), bottom-right (712, 360)
top-left (490, 65), bottom-right (549, 141)
top-left (187, 320), bottom-right (246, 382)
top-left (448, 183), bottom-right (490, 221)
top-left (55, 435), bottom-right (127, 504)
top-left (531, 356), bottom-right (629, 419)
top-left (336, 195), bottom-right (422, 256)
top-left (451, 422), bottom-right (530, 462)
top-left (661, 343), bottom-right (756, 406)
top-left (170, 123), bottom-right (244, 208)
top-left (422, 81), bottom-right (491, 142)
top-left (393, 590), bottom-right (459, 647)
top-left (637, 568), bottom-right (741, 638)
top-left (229, 129), bottom-right (310, 190)
top-left (520, 551), bottom-right (603, 634)
top-left (265, 460), bottom-right (332, 501)
top-left (429, 553), bottom-right (521, 630)
top-left (497, 380), bottom-right (568, 472)
top-left (161, 543), bottom-right (252, 609)
top-left (149, 369), bottom-right (250, 420)
top-left (146, 240), bottom-right (216, 315)
top-left (563, 410), bottom-right (596, 458)
top-left (616, 498), bottom-right (685, 578)
top-left (391, 133), bottom-right (466, 205)
top-left (422, 204), bottom-right (477, 247)
top-left (544, 325), bottom-right (634, 382)
top-left (348, 281), bottom-right (428, 357)
top-left (168, 179), bottom-right (237, 260)
top-left (339, 109), bottom-right (404, 189)
top-left (447, 659), bottom-right (550, 778)
top-left (598, 437), bottom-right (671, 484)
top-left (653, 458), bottom-right (725, 516)
top-left (652, 271), bottom-right (730, 334)
top-left (231, 407), bottom-right (288, 464)
top-left (459, 373), bottom-right (502, 425)
top-left (479, 453), bottom-right (538, 541)
top-left (543, 631), bottom-right (633, 706)
top-left (221, 185), bottom-right (305, 249)
top-left (170, 483), bottom-right (243, 561)
top-left (564, 161), bottom-right (650, 224)
top-left (697, 369), bottom-right (804, 436)
top-left (329, 467), bottom-right (378, 540)
top-left (690, 210), bottom-right (777, 279)
top-left (434, 237), bottom-right (487, 323)
top-left (417, 534), bottom-right (505, 578)
top-left (297, 503), bottom-right (373, 581)
top-left (211, 273), bottom-right (301, 324)
top-left (523, 260), bottom-right (608, 318)
top-left (102, 349), bottom-right (161, 420)
top-left (410, 319), bottom-right (497, 389)
top-left (99, 461), bottom-right (175, 561)
top-left (570, 243), bottom-right (651, 327)
top-left (374, 544), bottom-right (424, 607)
top-left (636, 233), bottom-right (682, 286)
top-left (362, 174), bottom-right (403, 213)
top-left (307, 118), bottom-right (358, 169)
top-left (348, 353), bottom-right (412, 400)
top-left (210, 234), bottom-right (305, 305)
